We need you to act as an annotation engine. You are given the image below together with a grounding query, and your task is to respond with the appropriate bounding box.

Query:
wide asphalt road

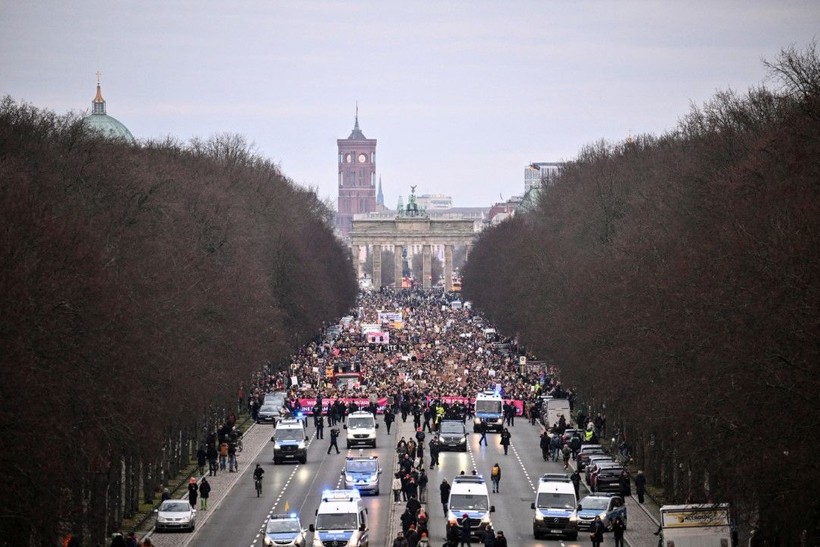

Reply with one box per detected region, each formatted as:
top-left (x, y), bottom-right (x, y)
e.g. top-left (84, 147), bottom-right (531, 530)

top-left (148, 412), bottom-right (660, 547)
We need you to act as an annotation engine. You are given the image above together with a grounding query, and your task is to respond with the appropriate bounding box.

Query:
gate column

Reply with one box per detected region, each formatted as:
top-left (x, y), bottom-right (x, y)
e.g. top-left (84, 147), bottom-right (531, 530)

top-left (444, 244), bottom-right (453, 291)
top-left (422, 244), bottom-right (432, 289)
top-left (372, 244), bottom-right (382, 289)
top-left (394, 244), bottom-right (403, 289)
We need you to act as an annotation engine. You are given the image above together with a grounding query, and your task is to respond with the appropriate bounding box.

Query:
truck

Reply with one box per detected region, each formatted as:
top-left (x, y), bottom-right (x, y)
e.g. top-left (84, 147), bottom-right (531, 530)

top-left (659, 504), bottom-right (733, 547)
top-left (540, 397), bottom-right (571, 430)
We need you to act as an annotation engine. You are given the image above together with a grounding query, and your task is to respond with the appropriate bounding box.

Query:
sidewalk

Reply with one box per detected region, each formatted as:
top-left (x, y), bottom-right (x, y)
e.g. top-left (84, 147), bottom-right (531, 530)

top-left (141, 421), bottom-right (274, 547)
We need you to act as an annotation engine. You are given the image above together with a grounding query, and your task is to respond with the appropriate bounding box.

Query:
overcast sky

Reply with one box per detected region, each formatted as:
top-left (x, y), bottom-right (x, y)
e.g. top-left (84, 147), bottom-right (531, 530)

top-left (1, 1), bottom-right (817, 207)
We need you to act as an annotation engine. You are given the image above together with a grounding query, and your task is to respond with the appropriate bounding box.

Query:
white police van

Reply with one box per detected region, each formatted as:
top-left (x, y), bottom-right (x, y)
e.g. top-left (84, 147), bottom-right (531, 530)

top-left (344, 411), bottom-right (378, 448)
top-left (446, 475), bottom-right (495, 541)
top-left (272, 419), bottom-right (308, 464)
top-left (473, 390), bottom-right (504, 432)
top-left (342, 455), bottom-right (382, 495)
top-left (531, 473), bottom-right (579, 540)
top-left (309, 490), bottom-right (369, 547)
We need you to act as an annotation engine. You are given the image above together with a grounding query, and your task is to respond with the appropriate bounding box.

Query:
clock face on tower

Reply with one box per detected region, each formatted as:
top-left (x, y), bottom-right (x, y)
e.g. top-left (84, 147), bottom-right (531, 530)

top-left (358, 153), bottom-right (367, 163)
top-left (345, 153), bottom-right (352, 163)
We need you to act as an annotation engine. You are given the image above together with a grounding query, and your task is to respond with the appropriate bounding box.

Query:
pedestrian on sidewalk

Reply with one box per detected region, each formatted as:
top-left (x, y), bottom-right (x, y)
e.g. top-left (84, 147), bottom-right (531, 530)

top-left (207, 443), bottom-right (218, 476)
top-left (418, 468), bottom-right (428, 503)
top-left (327, 427), bottom-right (340, 454)
top-left (199, 477), bottom-right (211, 510)
top-left (228, 441), bottom-right (238, 472)
top-left (196, 445), bottom-right (207, 476)
top-left (392, 473), bottom-right (403, 504)
top-left (218, 440), bottom-right (228, 470)
top-left (187, 477), bottom-right (198, 509)
top-left (635, 470), bottom-right (646, 503)
top-left (490, 463), bottom-right (501, 493)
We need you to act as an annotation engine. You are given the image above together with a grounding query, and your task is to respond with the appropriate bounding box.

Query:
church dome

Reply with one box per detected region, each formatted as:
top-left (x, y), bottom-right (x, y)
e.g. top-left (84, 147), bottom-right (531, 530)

top-left (82, 81), bottom-right (135, 143)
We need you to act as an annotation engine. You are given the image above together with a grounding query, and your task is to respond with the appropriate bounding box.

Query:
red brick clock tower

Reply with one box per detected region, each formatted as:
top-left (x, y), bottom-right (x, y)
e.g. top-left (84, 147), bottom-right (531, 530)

top-left (336, 109), bottom-right (377, 236)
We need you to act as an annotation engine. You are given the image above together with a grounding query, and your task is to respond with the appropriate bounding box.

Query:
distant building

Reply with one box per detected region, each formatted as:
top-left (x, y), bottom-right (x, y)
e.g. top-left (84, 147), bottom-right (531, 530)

top-left (416, 193), bottom-right (453, 210)
top-left (336, 108), bottom-right (377, 236)
top-left (524, 162), bottom-right (562, 193)
top-left (82, 75), bottom-right (135, 143)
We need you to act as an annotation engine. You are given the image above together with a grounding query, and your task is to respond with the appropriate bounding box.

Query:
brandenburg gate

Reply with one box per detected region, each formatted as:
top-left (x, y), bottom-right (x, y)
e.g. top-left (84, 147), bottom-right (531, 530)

top-left (349, 189), bottom-right (476, 290)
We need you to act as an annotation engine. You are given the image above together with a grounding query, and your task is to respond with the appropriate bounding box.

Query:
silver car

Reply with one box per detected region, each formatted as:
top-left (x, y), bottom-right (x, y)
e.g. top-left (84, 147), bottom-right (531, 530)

top-left (264, 513), bottom-right (307, 547)
top-left (155, 500), bottom-right (195, 532)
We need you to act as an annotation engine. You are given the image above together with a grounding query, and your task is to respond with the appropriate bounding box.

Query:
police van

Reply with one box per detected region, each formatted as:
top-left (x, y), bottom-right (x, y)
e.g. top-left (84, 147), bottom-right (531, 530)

top-left (342, 455), bottom-right (382, 495)
top-left (473, 391), bottom-right (504, 432)
top-left (308, 490), bottom-right (369, 547)
top-left (344, 411), bottom-right (378, 448)
top-left (446, 475), bottom-right (495, 541)
top-left (271, 419), bottom-right (308, 464)
top-left (531, 473), bottom-right (579, 540)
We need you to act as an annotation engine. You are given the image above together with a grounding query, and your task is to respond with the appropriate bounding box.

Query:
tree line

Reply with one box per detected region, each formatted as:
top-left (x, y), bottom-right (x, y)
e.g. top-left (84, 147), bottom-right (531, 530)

top-left (0, 102), bottom-right (358, 545)
top-left (462, 44), bottom-right (819, 544)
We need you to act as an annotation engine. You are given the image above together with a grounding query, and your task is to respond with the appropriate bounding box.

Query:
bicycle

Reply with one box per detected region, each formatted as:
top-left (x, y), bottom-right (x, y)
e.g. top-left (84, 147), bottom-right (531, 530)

top-left (254, 476), bottom-right (262, 497)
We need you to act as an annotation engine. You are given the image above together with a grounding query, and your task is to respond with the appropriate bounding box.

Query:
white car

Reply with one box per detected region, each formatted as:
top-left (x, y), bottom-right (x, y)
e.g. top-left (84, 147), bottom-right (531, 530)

top-left (155, 500), bottom-right (195, 532)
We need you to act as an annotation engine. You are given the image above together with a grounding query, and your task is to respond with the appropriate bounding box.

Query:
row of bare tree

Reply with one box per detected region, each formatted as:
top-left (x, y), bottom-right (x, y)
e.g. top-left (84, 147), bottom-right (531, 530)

top-left (462, 44), bottom-right (820, 544)
top-left (0, 100), bottom-right (358, 545)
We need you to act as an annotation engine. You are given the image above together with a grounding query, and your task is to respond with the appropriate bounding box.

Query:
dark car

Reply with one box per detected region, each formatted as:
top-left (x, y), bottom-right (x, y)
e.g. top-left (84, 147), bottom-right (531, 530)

top-left (584, 455), bottom-right (615, 483)
top-left (438, 420), bottom-right (468, 451)
top-left (577, 445), bottom-right (607, 470)
top-left (595, 465), bottom-right (629, 494)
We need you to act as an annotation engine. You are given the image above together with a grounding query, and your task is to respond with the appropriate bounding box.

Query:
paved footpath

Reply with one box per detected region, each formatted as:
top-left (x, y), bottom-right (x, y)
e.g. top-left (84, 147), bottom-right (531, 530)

top-left (144, 421), bottom-right (273, 547)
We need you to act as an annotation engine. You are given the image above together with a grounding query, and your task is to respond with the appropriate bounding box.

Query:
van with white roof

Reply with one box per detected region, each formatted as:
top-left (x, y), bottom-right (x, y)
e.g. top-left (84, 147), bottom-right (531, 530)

top-left (344, 411), bottom-right (378, 448)
top-left (308, 489), bottom-right (369, 547)
top-left (272, 419), bottom-right (308, 464)
top-left (531, 473), bottom-right (579, 540)
top-left (446, 475), bottom-right (495, 541)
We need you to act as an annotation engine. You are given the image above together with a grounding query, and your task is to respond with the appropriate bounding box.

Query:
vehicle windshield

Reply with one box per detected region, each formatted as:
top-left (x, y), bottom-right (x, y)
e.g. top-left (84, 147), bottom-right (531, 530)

top-left (315, 512), bottom-right (358, 530)
top-left (475, 400), bottom-right (502, 414)
top-left (274, 429), bottom-right (304, 442)
top-left (579, 497), bottom-right (610, 510)
top-left (440, 422), bottom-right (464, 434)
top-left (266, 519), bottom-right (301, 534)
top-left (160, 501), bottom-right (191, 513)
top-left (260, 405), bottom-right (276, 413)
top-left (347, 460), bottom-right (378, 473)
top-left (449, 494), bottom-right (489, 511)
top-left (348, 417), bottom-right (374, 429)
top-left (536, 492), bottom-right (576, 510)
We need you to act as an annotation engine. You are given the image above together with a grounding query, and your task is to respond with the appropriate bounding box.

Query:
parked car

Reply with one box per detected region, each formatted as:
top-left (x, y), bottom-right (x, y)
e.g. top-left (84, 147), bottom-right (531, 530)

top-left (595, 465), bottom-right (629, 494)
top-left (155, 500), bottom-right (195, 532)
top-left (584, 455), bottom-right (616, 483)
top-left (577, 445), bottom-right (607, 470)
top-left (589, 461), bottom-right (623, 492)
top-left (577, 494), bottom-right (627, 531)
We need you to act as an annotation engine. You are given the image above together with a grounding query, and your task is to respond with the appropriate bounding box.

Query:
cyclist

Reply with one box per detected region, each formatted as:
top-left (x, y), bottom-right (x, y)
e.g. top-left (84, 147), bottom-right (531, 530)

top-left (253, 464), bottom-right (265, 496)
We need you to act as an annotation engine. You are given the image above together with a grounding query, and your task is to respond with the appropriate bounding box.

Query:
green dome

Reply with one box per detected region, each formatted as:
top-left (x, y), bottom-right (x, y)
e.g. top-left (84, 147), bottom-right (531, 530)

top-left (82, 83), bottom-right (135, 143)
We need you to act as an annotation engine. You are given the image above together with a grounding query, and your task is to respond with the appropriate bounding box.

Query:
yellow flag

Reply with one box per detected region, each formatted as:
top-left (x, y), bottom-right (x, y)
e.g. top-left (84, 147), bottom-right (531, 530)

top-left (284, 500), bottom-right (290, 513)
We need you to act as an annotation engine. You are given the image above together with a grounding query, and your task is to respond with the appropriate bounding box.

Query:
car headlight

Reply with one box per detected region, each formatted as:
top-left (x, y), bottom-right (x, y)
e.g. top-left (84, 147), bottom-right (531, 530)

top-left (298, 442), bottom-right (306, 449)
top-left (535, 514), bottom-right (544, 521)
top-left (274, 443), bottom-right (282, 450)
top-left (345, 474), bottom-right (354, 481)
top-left (570, 515), bottom-right (579, 523)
